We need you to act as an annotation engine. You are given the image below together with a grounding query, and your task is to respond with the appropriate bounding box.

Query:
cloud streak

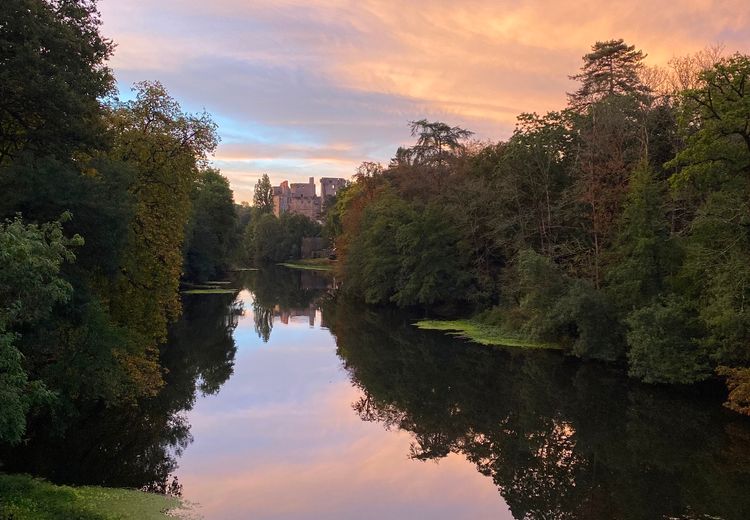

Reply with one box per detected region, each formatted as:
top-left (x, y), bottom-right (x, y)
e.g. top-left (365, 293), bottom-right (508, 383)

top-left (99, 0), bottom-right (750, 201)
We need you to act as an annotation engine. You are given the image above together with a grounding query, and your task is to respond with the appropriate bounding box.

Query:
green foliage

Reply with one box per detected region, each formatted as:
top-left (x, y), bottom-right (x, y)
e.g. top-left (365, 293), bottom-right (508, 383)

top-left (252, 173), bottom-right (274, 214)
top-left (328, 45), bottom-right (750, 411)
top-left (108, 81), bottom-right (218, 347)
top-left (668, 54), bottom-right (750, 187)
top-left (0, 0), bottom-right (114, 163)
top-left (626, 297), bottom-right (709, 384)
top-left (415, 319), bottom-right (559, 349)
top-left (0, 473), bottom-right (182, 520)
top-left (184, 168), bottom-right (237, 281)
top-left (514, 250), bottom-right (624, 360)
top-left (568, 39), bottom-right (650, 107)
top-left (393, 204), bottom-right (474, 307)
top-left (245, 212), bottom-right (322, 264)
top-left (343, 191), bottom-right (414, 304)
top-left (606, 160), bottom-right (677, 311)
top-left (400, 119), bottom-right (474, 167)
top-left (0, 215), bottom-right (79, 443)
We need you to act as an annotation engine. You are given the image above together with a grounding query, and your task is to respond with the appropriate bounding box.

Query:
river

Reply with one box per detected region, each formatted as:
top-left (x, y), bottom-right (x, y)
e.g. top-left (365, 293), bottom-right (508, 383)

top-left (4, 267), bottom-right (750, 519)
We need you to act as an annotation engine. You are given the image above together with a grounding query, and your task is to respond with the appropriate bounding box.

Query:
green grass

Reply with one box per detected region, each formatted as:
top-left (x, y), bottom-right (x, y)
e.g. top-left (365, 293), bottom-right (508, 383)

top-left (181, 288), bottom-right (236, 294)
top-left (0, 473), bottom-right (192, 520)
top-left (415, 319), bottom-right (561, 350)
top-left (278, 258), bottom-right (335, 271)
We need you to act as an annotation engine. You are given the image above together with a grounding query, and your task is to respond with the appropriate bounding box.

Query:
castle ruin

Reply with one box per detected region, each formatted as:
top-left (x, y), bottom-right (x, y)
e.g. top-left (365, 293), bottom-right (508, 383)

top-left (272, 176), bottom-right (347, 220)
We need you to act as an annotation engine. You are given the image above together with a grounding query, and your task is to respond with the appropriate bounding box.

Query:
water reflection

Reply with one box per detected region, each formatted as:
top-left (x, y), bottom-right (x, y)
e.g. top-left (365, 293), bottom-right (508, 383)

top-left (238, 266), bottom-right (333, 341)
top-left (324, 300), bottom-right (750, 520)
top-left (0, 291), bottom-right (241, 493)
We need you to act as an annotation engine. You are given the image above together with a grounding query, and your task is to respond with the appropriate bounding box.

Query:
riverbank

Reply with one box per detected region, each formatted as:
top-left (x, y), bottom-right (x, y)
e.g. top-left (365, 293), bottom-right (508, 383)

top-left (415, 319), bottom-right (560, 349)
top-left (0, 474), bottom-right (187, 520)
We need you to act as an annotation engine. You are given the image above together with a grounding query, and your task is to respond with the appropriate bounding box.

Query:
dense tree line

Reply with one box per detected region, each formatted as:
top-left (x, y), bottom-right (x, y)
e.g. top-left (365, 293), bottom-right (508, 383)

top-left (332, 40), bottom-right (750, 414)
top-left (0, 0), bottom-right (238, 445)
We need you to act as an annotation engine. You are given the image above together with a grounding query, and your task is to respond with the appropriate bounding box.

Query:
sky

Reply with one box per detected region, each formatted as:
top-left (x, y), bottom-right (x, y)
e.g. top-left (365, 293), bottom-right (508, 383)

top-left (98, 0), bottom-right (750, 203)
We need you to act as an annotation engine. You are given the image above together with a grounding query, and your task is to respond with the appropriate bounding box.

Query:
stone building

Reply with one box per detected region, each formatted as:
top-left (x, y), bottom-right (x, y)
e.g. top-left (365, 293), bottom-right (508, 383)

top-left (272, 176), bottom-right (347, 220)
top-left (320, 177), bottom-right (348, 202)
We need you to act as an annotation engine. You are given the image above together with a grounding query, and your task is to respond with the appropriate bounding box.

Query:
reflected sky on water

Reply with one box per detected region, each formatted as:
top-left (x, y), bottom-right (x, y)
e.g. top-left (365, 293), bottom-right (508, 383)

top-left (176, 287), bottom-right (512, 519)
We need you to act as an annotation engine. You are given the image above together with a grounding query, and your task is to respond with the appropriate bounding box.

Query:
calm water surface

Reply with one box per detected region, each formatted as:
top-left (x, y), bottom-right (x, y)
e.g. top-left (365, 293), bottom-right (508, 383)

top-left (5, 268), bottom-right (750, 519)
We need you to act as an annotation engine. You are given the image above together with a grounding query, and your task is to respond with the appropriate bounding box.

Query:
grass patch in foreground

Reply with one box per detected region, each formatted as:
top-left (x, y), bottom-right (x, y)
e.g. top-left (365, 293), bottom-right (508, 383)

top-left (181, 288), bottom-right (236, 294)
top-left (278, 258), bottom-right (335, 271)
top-left (415, 319), bottom-right (561, 350)
top-left (0, 473), bottom-right (188, 520)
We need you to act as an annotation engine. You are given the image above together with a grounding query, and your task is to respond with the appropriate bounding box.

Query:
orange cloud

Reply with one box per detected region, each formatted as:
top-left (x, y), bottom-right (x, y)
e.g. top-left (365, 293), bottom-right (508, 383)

top-left (98, 0), bottom-right (750, 197)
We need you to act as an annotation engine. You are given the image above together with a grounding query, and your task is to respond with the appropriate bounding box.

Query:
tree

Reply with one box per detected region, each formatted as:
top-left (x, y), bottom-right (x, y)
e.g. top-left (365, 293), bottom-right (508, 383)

top-left (566, 41), bottom-right (650, 285)
top-left (0, 215), bottom-right (80, 443)
top-left (253, 173), bottom-right (274, 214)
top-left (184, 168), bottom-right (237, 280)
top-left (668, 54), bottom-right (750, 186)
top-left (393, 204), bottom-right (474, 307)
top-left (626, 297), bottom-right (708, 384)
top-left (0, 0), bottom-right (114, 163)
top-left (401, 119), bottom-right (473, 168)
top-left (666, 54), bottom-right (750, 412)
top-left (107, 81), bottom-right (218, 360)
top-left (568, 39), bottom-right (650, 108)
top-left (606, 160), bottom-right (677, 311)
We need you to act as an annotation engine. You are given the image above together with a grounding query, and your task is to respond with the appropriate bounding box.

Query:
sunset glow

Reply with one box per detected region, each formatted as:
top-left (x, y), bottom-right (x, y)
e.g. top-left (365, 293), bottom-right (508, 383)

top-left (98, 0), bottom-right (750, 201)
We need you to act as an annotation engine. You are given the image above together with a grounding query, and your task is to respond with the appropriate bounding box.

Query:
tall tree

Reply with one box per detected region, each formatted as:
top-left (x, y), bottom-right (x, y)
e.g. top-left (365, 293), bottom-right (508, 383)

top-left (107, 81), bottom-right (218, 355)
top-left (184, 168), bottom-right (237, 281)
top-left (568, 39), bottom-right (650, 108)
top-left (401, 119), bottom-right (473, 168)
top-left (253, 173), bottom-right (274, 214)
top-left (0, 0), bottom-right (114, 163)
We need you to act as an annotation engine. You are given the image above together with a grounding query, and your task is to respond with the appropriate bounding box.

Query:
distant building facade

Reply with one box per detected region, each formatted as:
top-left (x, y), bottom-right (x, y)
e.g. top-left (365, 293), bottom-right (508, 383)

top-left (272, 176), bottom-right (347, 220)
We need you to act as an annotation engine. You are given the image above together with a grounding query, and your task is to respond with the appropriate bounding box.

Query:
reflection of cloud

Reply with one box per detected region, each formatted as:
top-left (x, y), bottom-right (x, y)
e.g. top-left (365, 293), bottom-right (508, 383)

top-left (176, 291), bottom-right (511, 518)
top-left (99, 0), bottom-right (750, 201)
top-left (181, 382), bottom-right (511, 520)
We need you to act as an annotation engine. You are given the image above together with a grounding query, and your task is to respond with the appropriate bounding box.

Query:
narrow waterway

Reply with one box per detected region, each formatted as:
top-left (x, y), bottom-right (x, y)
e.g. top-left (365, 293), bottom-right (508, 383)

top-left (4, 267), bottom-right (750, 519)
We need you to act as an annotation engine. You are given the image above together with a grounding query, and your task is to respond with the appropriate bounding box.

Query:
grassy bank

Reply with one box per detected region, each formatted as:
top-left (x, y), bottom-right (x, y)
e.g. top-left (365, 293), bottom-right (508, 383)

top-left (0, 474), bottom-right (189, 520)
top-left (278, 258), bottom-right (335, 271)
top-left (415, 319), bottom-right (560, 350)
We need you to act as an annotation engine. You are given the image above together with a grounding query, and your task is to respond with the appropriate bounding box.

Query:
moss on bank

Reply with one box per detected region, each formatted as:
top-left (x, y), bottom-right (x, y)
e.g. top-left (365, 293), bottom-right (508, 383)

top-left (278, 258), bottom-right (335, 271)
top-left (415, 319), bottom-right (561, 350)
top-left (181, 288), bottom-right (236, 294)
top-left (0, 474), bottom-right (189, 520)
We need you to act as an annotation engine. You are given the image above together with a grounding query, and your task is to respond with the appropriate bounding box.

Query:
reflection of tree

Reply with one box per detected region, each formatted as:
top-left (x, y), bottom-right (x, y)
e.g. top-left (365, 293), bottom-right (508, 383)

top-left (0, 291), bottom-right (240, 493)
top-left (325, 299), bottom-right (750, 520)
top-left (253, 300), bottom-right (273, 343)
top-left (240, 266), bottom-right (332, 342)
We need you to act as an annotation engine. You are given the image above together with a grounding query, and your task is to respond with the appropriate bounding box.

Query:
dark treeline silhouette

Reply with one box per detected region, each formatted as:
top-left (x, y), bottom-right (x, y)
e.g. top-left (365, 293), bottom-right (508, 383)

top-left (330, 40), bottom-right (750, 414)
